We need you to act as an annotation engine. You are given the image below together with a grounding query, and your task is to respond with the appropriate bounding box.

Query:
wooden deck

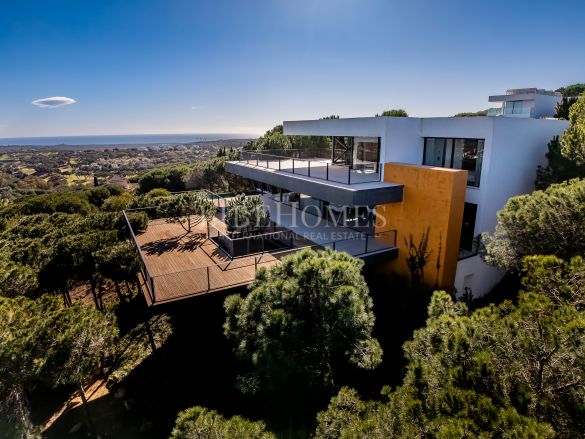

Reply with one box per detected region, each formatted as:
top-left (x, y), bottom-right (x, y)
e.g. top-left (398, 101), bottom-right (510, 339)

top-left (135, 216), bottom-right (281, 305)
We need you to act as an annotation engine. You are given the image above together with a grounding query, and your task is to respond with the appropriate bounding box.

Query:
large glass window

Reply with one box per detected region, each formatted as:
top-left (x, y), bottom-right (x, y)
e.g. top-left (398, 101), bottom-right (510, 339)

top-left (504, 100), bottom-right (524, 115)
top-left (299, 194), bottom-right (322, 217)
top-left (423, 137), bottom-right (484, 187)
top-left (423, 138), bottom-right (445, 167)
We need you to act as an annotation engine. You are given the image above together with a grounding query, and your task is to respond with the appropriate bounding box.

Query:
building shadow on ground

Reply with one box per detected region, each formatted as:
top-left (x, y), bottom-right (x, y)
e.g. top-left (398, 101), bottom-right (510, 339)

top-left (43, 269), bottom-right (436, 439)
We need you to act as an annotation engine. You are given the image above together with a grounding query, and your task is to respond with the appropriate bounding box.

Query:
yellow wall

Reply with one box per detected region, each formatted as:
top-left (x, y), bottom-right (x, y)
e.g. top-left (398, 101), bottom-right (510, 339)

top-left (375, 163), bottom-right (467, 290)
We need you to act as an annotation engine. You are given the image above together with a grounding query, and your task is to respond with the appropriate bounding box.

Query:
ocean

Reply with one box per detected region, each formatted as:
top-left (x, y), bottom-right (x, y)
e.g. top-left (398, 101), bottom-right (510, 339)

top-left (0, 133), bottom-right (251, 147)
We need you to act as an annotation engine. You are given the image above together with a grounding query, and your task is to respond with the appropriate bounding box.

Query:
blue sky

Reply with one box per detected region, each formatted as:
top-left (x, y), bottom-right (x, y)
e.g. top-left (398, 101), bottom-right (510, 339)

top-left (1, 0), bottom-right (583, 138)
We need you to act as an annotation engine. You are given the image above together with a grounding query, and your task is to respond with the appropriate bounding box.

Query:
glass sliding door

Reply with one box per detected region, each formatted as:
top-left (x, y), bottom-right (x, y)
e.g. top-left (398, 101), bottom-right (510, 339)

top-left (353, 137), bottom-right (380, 171)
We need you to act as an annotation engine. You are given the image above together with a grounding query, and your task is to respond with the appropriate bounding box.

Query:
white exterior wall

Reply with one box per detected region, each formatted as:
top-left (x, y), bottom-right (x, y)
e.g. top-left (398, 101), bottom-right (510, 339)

top-left (478, 117), bottom-right (568, 233)
top-left (454, 255), bottom-right (503, 297)
top-left (380, 118), bottom-right (423, 164)
top-left (532, 94), bottom-right (563, 118)
top-left (284, 117), bottom-right (388, 138)
top-left (453, 116), bottom-right (568, 296)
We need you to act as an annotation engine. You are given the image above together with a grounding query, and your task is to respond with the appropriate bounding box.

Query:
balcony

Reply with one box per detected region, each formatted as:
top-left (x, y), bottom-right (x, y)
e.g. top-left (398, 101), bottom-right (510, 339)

top-left (240, 149), bottom-right (382, 184)
top-left (125, 191), bottom-right (398, 306)
top-left (226, 149), bottom-right (403, 206)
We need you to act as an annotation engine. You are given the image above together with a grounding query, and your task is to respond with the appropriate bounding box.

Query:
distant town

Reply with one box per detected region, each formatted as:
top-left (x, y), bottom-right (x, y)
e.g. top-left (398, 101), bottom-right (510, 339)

top-left (0, 139), bottom-right (249, 199)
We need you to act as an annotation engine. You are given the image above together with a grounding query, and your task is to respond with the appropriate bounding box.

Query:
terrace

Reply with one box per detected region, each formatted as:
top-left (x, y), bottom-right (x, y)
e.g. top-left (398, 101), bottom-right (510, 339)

top-left (238, 148), bottom-right (382, 185)
top-left (225, 148), bottom-right (404, 206)
top-left (125, 191), bottom-right (397, 306)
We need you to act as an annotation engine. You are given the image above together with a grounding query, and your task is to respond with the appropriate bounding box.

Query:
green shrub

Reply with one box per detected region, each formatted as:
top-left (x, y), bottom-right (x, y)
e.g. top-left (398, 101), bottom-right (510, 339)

top-left (138, 166), bottom-right (189, 193)
top-left (224, 194), bottom-right (268, 235)
top-left (170, 406), bottom-right (275, 439)
top-left (6, 192), bottom-right (92, 216)
top-left (126, 211), bottom-right (149, 233)
top-left (147, 188), bottom-right (171, 198)
top-left (102, 193), bottom-right (133, 212)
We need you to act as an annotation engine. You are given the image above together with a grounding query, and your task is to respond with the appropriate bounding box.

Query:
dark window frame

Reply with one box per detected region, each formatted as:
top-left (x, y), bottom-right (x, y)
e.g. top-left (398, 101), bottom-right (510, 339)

top-left (423, 137), bottom-right (484, 187)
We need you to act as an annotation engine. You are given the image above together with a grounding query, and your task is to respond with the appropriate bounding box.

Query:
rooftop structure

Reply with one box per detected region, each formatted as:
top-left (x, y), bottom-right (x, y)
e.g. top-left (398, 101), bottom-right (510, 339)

top-left (488, 87), bottom-right (562, 118)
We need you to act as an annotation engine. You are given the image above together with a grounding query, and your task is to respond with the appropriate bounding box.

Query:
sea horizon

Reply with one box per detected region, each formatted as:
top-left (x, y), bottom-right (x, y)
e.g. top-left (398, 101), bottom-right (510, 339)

top-left (0, 133), bottom-right (255, 147)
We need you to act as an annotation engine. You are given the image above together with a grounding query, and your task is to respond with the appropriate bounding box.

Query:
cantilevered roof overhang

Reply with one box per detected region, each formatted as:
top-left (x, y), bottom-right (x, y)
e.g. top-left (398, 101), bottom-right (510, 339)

top-left (226, 161), bottom-right (403, 206)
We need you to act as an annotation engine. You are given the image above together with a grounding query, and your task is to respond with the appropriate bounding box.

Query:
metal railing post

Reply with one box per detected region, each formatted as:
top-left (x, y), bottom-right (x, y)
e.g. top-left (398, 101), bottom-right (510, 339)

top-left (348, 167), bottom-right (351, 185)
top-left (278, 158), bottom-right (281, 171)
top-left (326, 163), bottom-right (329, 180)
top-left (308, 160), bottom-right (311, 177)
top-left (292, 159), bottom-right (295, 173)
top-left (150, 275), bottom-right (155, 303)
top-left (207, 266), bottom-right (211, 291)
top-left (365, 233), bottom-right (368, 254)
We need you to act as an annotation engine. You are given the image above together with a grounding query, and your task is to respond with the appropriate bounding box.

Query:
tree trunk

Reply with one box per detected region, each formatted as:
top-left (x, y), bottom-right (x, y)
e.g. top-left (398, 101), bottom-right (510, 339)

top-left (97, 282), bottom-right (105, 311)
top-left (114, 281), bottom-right (125, 304)
top-left (124, 279), bottom-right (133, 296)
top-left (61, 290), bottom-right (71, 307)
top-left (78, 384), bottom-right (97, 438)
top-left (89, 280), bottom-right (101, 311)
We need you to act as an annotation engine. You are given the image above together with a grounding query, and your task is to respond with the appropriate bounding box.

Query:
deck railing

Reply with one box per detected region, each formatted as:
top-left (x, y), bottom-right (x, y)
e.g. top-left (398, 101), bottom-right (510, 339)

top-left (140, 229), bottom-right (397, 304)
top-left (144, 254), bottom-right (278, 304)
top-left (320, 229), bottom-right (397, 256)
top-left (238, 150), bottom-right (382, 185)
top-left (123, 209), bottom-right (155, 303)
top-left (126, 216), bottom-right (397, 305)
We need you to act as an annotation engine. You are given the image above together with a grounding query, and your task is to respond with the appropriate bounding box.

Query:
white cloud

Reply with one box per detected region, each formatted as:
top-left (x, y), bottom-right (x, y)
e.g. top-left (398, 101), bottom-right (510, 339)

top-left (32, 96), bottom-right (76, 108)
top-left (191, 106), bottom-right (201, 110)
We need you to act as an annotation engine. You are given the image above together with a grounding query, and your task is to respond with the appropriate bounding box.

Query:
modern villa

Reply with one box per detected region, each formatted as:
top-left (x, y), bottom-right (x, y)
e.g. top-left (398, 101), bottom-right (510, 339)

top-left (130, 88), bottom-right (568, 305)
top-left (225, 88), bottom-right (568, 297)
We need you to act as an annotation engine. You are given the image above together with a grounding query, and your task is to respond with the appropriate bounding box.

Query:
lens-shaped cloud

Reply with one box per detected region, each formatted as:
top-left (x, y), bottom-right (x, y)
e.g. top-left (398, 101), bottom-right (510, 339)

top-left (32, 96), bottom-right (76, 108)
